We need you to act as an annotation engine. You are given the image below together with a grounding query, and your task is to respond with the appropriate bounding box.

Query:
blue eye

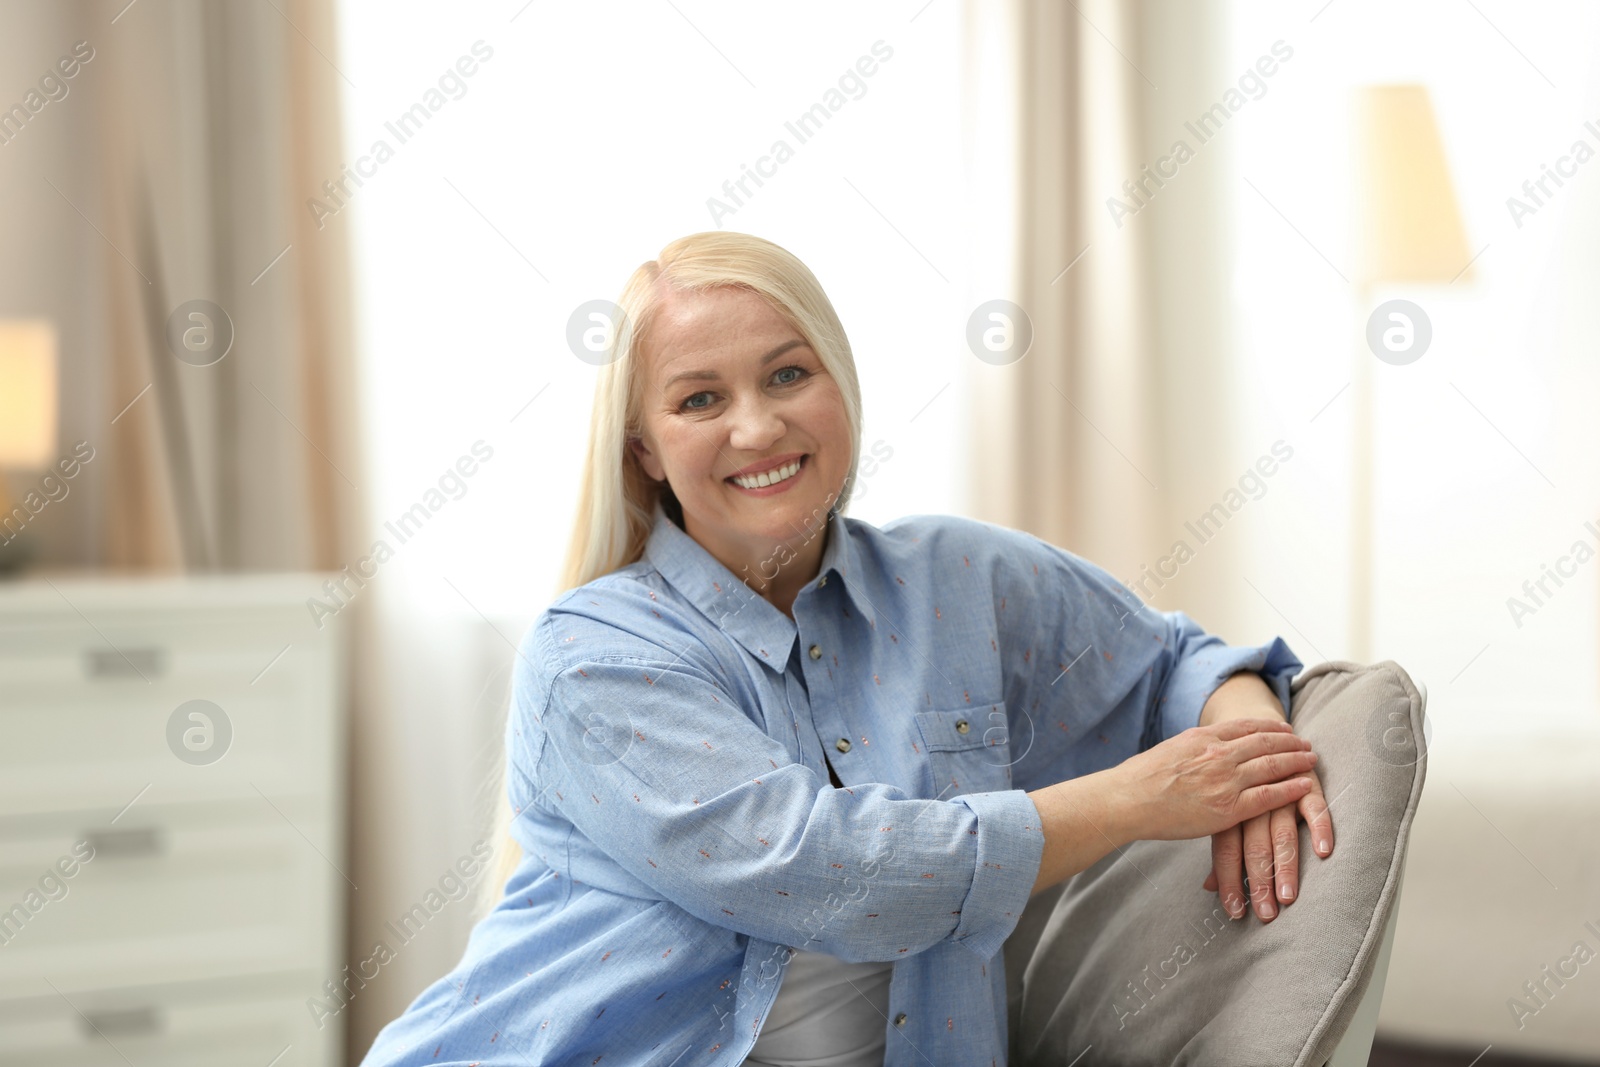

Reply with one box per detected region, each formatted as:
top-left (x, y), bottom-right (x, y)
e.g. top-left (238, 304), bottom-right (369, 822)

top-left (678, 366), bottom-right (807, 412)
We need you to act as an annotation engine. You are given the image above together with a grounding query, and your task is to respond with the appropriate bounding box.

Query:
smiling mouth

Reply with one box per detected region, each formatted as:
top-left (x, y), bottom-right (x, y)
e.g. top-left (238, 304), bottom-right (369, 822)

top-left (728, 455), bottom-right (806, 490)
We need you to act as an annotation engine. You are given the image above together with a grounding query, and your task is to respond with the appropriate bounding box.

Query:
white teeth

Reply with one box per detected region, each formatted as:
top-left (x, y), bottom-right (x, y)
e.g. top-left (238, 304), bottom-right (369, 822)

top-left (732, 458), bottom-right (802, 490)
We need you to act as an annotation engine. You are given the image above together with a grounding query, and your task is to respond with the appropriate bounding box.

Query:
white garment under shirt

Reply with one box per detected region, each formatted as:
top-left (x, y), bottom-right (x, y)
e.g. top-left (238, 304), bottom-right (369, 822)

top-left (740, 949), bottom-right (896, 1067)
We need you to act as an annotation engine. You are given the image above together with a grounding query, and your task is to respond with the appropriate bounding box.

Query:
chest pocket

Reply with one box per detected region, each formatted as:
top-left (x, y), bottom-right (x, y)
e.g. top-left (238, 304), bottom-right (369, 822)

top-left (914, 703), bottom-right (1013, 798)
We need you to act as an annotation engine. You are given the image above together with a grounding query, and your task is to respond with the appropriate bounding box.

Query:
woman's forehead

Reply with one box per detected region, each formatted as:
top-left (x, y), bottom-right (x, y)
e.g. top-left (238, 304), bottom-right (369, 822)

top-left (653, 285), bottom-right (776, 334)
top-left (644, 289), bottom-right (802, 377)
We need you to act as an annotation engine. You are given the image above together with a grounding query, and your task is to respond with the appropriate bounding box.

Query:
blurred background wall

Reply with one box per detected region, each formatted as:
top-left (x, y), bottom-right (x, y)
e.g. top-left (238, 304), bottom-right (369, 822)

top-left (2, 1), bottom-right (1598, 1064)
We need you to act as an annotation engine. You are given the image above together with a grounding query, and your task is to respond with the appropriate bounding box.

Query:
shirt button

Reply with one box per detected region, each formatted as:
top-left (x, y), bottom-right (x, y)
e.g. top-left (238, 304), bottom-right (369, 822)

top-left (809, 644), bottom-right (822, 660)
top-left (835, 738), bottom-right (851, 753)
top-left (893, 1012), bottom-right (908, 1028)
top-left (819, 575), bottom-right (828, 586)
top-left (955, 719), bottom-right (970, 734)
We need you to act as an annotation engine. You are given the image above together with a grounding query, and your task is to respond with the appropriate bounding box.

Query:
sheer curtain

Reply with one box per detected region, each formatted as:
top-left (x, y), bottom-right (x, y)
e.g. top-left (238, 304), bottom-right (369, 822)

top-left (73, 0), bottom-right (359, 572)
top-left (0, 0), bottom-right (360, 572)
top-left (964, 0), bottom-right (1162, 581)
top-left (965, 0), bottom-right (1264, 639)
top-left (970, 0), bottom-right (1600, 721)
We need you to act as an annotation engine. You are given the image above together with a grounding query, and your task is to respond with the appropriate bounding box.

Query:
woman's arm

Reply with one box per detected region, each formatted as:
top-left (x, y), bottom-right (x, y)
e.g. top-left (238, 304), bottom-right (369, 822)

top-left (975, 518), bottom-right (1304, 791)
top-left (1025, 716), bottom-right (1317, 895)
top-left (914, 518), bottom-right (1320, 899)
top-left (512, 595), bottom-right (1044, 966)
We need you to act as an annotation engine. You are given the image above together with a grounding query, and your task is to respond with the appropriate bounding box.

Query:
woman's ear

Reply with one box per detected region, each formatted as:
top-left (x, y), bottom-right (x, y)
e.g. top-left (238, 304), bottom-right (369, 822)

top-left (629, 435), bottom-right (666, 482)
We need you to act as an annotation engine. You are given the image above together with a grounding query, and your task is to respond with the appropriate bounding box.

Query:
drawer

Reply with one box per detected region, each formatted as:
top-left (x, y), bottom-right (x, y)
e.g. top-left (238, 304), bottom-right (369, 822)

top-left (0, 613), bottom-right (339, 814)
top-left (0, 972), bottom-right (338, 1067)
top-left (0, 805), bottom-right (339, 999)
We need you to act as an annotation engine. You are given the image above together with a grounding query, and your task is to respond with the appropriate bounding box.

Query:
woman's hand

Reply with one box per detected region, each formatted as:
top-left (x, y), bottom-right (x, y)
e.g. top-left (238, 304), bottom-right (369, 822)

top-left (1107, 718), bottom-right (1318, 844)
top-left (1191, 670), bottom-right (1336, 922)
top-left (1201, 763), bottom-right (1333, 922)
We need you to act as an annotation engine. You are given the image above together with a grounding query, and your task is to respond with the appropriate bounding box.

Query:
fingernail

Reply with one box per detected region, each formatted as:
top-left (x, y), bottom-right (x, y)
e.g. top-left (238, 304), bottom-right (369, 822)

top-left (1317, 838), bottom-right (1329, 854)
top-left (1282, 885), bottom-right (1294, 901)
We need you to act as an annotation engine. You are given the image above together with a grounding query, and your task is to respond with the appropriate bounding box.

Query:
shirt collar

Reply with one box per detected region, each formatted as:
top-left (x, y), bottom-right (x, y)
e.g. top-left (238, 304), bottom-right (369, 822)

top-left (641, 499), bottom-right (876, 666)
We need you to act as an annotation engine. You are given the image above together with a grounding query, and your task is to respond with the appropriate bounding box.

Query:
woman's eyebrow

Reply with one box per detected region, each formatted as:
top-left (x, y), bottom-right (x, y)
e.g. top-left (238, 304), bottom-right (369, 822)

top-left (661, 338), bottom-right (808, 390)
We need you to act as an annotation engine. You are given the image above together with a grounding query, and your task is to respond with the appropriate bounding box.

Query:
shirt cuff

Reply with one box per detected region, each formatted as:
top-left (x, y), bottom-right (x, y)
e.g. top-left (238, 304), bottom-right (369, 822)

top-left (1158, 634), bottom-right (1304, 741)
top-left (944, 788), bottom-right (1046, 961)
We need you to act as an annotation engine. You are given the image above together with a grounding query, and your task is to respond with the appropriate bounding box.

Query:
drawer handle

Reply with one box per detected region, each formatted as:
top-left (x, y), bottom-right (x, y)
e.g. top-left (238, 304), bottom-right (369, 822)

top-left (84, 827), bottom-right (164, 859)
top-left (79, 1005), bottom-right (162, 1039)
top-left (84, 647), bottom-right (166, 680)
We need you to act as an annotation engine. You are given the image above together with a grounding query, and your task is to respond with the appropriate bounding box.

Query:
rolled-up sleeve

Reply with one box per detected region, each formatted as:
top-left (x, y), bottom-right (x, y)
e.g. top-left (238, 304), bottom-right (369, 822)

top-left (513, 625), bottom-right (1045, 964)
top-left (1152, 621), bottom-right (1303, 742)
top-left (946, 790), bottom-right (1046, 960)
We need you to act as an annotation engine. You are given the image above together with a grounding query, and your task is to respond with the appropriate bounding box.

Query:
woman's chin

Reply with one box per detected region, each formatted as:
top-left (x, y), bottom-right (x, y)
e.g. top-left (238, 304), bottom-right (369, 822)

top-left (726, 495), bottom-right (832, 541)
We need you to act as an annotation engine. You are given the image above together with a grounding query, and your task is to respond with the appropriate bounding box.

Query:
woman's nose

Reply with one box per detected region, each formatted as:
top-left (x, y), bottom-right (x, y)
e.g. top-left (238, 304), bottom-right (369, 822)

top-left (726, 396), bottom-right (785, 450)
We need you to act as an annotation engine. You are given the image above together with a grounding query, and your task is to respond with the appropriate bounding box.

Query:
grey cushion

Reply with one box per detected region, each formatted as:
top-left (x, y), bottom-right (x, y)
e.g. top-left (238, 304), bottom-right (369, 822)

top-left (1005, 660), bottom-right (1428, 1067)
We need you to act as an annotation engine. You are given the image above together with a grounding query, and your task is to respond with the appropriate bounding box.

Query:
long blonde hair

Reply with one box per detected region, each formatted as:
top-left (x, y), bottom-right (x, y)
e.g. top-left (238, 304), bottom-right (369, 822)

top-left (477, 231), bottom-right (865, 916)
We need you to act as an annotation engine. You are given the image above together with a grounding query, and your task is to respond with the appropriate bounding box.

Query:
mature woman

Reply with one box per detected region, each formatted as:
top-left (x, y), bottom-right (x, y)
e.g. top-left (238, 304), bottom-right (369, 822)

top-left (359, 232), bottom-right (1332, 1066)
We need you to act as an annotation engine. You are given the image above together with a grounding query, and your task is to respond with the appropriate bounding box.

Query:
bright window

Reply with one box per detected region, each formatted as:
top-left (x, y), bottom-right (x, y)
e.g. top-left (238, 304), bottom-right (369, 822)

top-left (334, 1), bottom-right (967, 619)
top-left (1228, 0), bottom-right (1600, 736)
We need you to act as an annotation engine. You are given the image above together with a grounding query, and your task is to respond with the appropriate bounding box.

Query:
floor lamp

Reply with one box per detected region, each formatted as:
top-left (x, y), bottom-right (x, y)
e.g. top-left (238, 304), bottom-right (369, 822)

top-left (1349, 85), bottom-right (1473, 661)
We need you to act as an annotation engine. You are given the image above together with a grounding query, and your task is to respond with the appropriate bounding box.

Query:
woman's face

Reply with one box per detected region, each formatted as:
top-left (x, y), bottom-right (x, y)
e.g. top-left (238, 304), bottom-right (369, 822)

top-left (630, 285), bottom-right (851, 581)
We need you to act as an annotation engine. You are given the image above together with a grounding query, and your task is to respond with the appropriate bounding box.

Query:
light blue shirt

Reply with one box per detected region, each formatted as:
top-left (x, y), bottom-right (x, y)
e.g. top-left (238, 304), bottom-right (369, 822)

top-left (359, 501), bottom-right (1301, 1066)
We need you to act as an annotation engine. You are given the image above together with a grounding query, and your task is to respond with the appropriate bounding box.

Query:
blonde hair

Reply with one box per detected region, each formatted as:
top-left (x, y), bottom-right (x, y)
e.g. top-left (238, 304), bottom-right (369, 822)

top-left (477, 231), bottom-right (865, 916)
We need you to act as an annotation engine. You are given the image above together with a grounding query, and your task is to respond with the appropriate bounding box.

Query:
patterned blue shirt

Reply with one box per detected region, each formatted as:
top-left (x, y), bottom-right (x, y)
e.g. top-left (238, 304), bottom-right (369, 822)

top-left (359, 501), bottom-right (1301, 1066)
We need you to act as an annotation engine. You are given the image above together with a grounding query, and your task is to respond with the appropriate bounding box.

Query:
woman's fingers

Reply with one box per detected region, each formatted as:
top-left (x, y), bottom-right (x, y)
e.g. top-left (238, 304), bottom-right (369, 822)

top-left (1242, 810), bottom-right (1278, 921)
top-left (1270, 802), bottom-right (1300, 907)
top-left (1237, 775), bottom-right (1315, 820)
top-left (1208, 717), bottom-right (1296, 742)
top-left (1223, 729), bottom-right (1312, 764)
top-left (1236, 748), bottom-right (1317, 788)
top-left (1193, 733), bottom-right (1330, 920)
top-left (1300, 770), bottom-right (1335, 858)
top-left (1208, 824), bottom-right (1248, 919)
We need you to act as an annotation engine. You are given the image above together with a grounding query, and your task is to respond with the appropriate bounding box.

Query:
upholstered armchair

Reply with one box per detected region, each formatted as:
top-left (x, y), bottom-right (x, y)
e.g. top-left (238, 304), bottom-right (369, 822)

top-left (1005, 661), bottom-right (1428, 1067)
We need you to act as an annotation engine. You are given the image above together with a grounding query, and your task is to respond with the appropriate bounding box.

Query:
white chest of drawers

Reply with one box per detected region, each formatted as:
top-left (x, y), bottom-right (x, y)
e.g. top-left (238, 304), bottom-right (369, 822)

top-left (0, 574), bottom-right (345, 1066)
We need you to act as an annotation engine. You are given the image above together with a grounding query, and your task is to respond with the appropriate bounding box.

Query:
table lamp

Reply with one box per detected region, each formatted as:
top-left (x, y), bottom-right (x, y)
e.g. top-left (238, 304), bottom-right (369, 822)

top-left (0, 319), bottom-right (60, 573)
top-left (1348, 85), bottom-right (1472, 659)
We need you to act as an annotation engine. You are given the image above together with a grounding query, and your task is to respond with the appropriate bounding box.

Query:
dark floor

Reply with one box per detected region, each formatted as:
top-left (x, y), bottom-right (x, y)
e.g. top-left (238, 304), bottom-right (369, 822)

top-left (1370, 1038), bottom-right (1600, 1067)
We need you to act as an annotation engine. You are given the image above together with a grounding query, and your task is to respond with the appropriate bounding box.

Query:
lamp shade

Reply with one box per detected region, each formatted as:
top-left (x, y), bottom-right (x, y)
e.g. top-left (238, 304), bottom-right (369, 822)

top-left (1352, 85), bottom-right (1472, 285)
top-left (0, 320), bottom-right (59, 468)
